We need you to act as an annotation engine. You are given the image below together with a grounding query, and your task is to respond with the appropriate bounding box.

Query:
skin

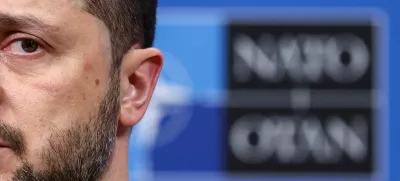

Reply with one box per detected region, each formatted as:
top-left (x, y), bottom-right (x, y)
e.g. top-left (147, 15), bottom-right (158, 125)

top-left (0, 0), bottom-right (163, 181)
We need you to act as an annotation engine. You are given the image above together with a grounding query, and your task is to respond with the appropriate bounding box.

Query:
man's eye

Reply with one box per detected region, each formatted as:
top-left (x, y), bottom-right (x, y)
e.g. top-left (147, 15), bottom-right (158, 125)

top-left (8, 39), bottom-right (41, 54)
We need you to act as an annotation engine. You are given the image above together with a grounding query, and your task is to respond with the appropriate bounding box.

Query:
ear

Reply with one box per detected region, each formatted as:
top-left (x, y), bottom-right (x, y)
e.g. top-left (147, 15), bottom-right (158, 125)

top-left (119, 45), bottom-right (163, 127)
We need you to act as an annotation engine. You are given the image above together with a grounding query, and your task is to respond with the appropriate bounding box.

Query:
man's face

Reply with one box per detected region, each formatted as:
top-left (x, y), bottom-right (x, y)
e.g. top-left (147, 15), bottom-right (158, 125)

top-left (0, 0), bottom-right (124, 180)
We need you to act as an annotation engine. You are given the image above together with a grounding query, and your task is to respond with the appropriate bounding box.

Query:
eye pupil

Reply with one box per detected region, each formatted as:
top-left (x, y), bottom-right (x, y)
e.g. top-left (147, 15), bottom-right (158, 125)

top-left (21, 39), bottom-right (39, 53)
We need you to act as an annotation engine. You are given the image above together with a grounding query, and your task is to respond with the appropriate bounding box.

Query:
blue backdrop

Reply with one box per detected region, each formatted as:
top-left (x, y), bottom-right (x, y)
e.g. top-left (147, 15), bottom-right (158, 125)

top-left (130, 1), bottom-right (396, 181)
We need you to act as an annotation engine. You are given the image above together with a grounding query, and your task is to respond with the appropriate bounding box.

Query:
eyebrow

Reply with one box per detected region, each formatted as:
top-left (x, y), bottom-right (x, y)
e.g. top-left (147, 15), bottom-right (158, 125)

top-left (0, 13), bottom-right (60, 34)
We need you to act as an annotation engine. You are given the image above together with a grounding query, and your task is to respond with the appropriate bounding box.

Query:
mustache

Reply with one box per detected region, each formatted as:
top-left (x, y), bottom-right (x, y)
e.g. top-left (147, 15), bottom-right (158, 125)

top-left (0, 122), bottom-right (25, 156)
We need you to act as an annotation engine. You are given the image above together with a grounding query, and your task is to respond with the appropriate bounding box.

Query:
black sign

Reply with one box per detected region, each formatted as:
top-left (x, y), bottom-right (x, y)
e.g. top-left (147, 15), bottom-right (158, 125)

top-left (225, 20), bottom-right (377, 174)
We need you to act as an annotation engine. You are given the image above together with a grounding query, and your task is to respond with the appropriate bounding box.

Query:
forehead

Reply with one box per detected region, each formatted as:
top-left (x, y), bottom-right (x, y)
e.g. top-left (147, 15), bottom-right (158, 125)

top-left (0, 0), bottom-right (97, 29)
top-left (1, 0), bottom-right (85, 12)
top-left (0, 0), bottom-right (109, 45)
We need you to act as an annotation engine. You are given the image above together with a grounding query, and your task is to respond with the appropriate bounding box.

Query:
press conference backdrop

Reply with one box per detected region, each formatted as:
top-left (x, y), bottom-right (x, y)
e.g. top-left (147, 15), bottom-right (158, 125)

top-left (128, 6), bottom-right (391, 181)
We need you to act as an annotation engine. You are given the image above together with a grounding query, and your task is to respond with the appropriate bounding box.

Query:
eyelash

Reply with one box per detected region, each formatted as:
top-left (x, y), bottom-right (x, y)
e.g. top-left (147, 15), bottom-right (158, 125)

top-left (0, 32), bottom-right (47, 58)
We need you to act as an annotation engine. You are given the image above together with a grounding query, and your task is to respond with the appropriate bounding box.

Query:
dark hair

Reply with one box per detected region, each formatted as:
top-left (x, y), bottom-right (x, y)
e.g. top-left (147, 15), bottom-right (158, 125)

top-left (84, 0), bottom-right (158, 70)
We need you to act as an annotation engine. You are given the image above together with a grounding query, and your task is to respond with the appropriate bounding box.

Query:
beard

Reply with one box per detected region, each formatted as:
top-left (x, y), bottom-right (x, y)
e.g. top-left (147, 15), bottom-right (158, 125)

top-left (0, 74), bottom-right (121, 181)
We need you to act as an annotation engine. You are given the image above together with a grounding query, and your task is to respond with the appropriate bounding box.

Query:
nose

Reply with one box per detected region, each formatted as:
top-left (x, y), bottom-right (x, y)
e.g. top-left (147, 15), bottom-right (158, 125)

top-left (0, 79), bottom-right (4, 103)
top-left (0, 64), bottom-right (9, 116)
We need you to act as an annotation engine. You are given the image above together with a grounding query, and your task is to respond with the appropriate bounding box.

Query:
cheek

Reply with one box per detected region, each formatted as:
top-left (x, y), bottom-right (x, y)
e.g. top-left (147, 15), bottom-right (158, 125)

top-left (0, 67), bottom-right (107, 166)
top-left (5, 83), bottom-right (104, 167)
